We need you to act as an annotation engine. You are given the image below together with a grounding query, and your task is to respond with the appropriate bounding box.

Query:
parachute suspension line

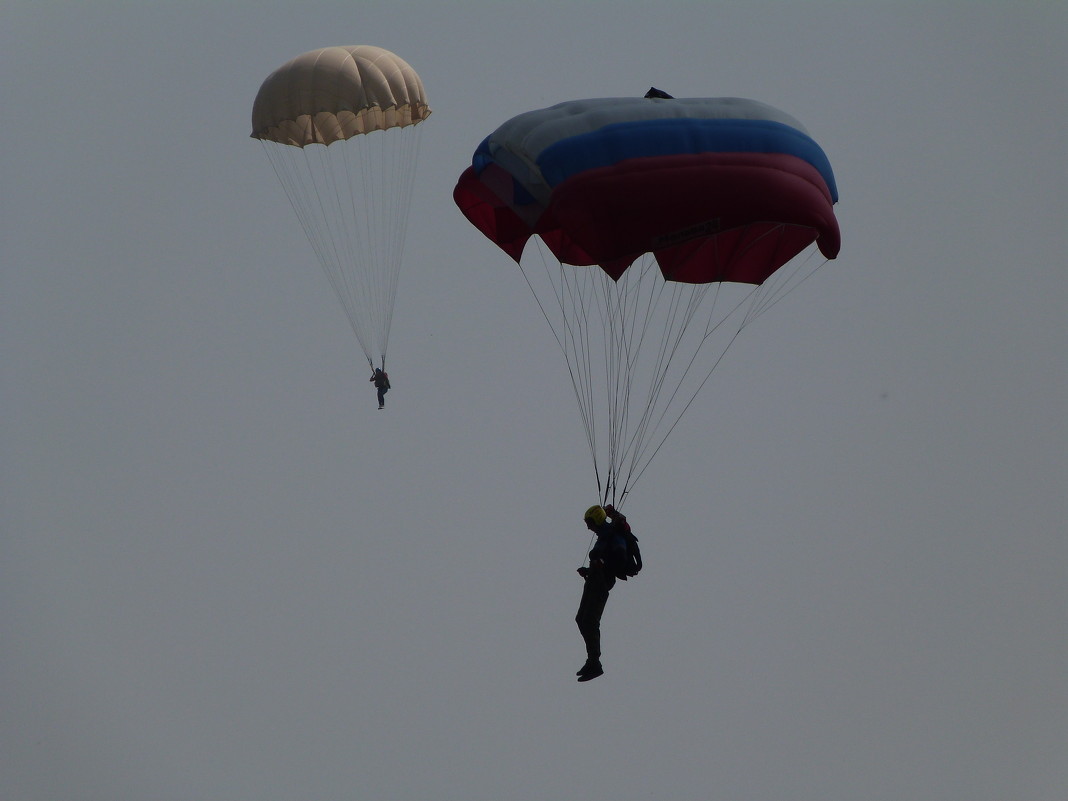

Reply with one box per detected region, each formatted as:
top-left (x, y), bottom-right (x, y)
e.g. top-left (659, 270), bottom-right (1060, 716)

top-left (620, 276), bottom-right (711, 494)
top-left (610, 306), bottom-right (632, 503)
top-left (351, 123), bottom-right (424, 362)
top-left (561, 261), bottom-right (607, 501)
top-left (717, 223), bottom-right (830, 331)
top-left (345, 134), bottom-right (382, 358)
top-left (259, 121), bottom-right (423, 368)
top-left (624, 249), bottom-right (744, 489)
top-left (518, 244), bottom-right (605, 500)
top-left (311, 142), bottom-right (371, 354)
top-left (606, 257), bottom-right (667, 501)
top-left (625, 231), bottom-right (829, 491)
top-left (619, 260), bottom-right (664, 498)
top-left (384, 126), bottom-right (424, 359)
top-left (517, 226), bottom-right (831, 505)
top-left (335, 124), bottom-right (423, 364)
top-left (625, 233), bottom-right (772, 490)
top-left (745, 251), bottom-right (828, 326)
top-left (519, 245), bottom-right (741, 506)
top-left (593, 270), bottom-right (624, 504)
top-left (611, 262), bottom-right (727, 499)
top-left (626, 323), bottom-right (745, 491)
top-left (261, 140), bottom-right (373, 364)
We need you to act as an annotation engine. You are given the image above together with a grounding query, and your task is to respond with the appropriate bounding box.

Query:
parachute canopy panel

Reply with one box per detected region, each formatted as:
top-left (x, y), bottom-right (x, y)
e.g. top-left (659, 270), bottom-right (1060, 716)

top-left (454, 95), bottom-right (839, 284)
top-left (251, 45), bottom-right (431, 147)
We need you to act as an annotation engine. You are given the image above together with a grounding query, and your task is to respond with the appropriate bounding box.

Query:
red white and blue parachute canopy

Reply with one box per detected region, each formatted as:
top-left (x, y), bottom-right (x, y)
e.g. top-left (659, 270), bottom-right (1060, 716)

top-left (454, 95), bottom-right (840, 284)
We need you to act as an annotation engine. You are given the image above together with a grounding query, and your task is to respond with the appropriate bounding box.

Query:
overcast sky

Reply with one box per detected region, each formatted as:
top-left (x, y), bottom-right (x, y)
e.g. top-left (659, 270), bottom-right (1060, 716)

top-left (2, 2), bottom-right (1065, 800)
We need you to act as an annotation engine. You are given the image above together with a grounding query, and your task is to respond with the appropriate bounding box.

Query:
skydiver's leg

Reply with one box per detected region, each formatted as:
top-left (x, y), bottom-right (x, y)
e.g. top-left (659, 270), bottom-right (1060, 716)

top-left (575, 570), bottom-right (610, 665)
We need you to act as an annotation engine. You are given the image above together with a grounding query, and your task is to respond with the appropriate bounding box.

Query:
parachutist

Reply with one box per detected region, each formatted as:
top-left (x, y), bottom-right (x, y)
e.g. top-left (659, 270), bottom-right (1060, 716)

top-left (370, 367), bottom-right (390, 408)
top-left (575, 504), bottom-right (640, 681)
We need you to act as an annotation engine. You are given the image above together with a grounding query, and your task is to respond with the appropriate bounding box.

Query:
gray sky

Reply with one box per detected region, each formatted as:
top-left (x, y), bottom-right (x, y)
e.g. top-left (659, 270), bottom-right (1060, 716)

top-left (2, 2), bottom-right (1065, 799)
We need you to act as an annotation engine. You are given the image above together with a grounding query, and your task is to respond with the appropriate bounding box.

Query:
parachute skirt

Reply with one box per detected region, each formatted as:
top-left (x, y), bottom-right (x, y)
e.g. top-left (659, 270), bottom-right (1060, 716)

top-left (457, 151), bottom-right (838, 284)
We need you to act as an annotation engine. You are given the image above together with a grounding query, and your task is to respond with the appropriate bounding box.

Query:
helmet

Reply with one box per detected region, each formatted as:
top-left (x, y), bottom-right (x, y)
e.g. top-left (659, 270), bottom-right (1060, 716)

top-left (583, 505), bottom-right (607, 526)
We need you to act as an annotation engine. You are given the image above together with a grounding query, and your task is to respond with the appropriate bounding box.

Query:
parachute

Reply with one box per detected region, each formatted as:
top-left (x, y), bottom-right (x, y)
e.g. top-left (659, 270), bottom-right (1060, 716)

top-left (252, 45), bottom-right (431, 370)
top-left (454, 94), bottom-right (840, 506)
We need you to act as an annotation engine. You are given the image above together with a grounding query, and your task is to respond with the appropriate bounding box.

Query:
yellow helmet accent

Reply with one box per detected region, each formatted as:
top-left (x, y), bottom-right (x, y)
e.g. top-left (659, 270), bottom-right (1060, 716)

top-left (584, 505), bottom-right (607, 526)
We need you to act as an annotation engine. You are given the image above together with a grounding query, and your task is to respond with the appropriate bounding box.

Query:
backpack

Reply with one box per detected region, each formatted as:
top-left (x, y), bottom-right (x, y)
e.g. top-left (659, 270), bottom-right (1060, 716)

top-left (609, 527), bottom-right (643, 581)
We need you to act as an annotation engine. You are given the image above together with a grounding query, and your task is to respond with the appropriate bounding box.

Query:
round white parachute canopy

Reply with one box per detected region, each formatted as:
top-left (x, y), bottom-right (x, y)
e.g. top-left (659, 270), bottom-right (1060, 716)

top-left (252, 45), bottom-right (431, 146)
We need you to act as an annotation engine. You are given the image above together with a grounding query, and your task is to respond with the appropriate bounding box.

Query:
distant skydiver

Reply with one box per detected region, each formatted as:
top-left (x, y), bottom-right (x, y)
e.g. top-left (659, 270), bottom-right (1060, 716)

top-left (370, 367), bottom-right (390, 409)
top-left (575, 504), bottom-right (640, 681)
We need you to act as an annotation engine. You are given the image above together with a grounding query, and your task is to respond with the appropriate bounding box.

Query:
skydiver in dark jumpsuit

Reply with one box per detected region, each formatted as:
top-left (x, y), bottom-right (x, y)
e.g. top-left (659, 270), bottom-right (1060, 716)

top-left (370, 368), bottom-right (390, 409)
top-left (575, 504), bottom-right (630, 682)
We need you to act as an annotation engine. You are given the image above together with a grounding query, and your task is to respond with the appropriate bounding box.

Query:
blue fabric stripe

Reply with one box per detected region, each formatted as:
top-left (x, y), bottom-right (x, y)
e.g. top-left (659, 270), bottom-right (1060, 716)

top-left (472, 135), bottom-right (494, 171)
top-left (535, 118), bottom-right (837, 201)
